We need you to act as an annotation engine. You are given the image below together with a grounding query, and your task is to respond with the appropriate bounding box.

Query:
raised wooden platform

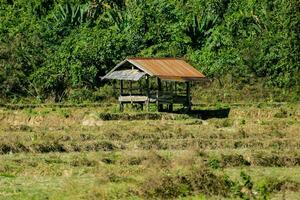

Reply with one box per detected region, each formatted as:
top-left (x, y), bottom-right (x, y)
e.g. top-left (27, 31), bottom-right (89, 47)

top-left (118, 94), bottom-right (188, 104)
top-left (119, 96), bottom-right (148, 103)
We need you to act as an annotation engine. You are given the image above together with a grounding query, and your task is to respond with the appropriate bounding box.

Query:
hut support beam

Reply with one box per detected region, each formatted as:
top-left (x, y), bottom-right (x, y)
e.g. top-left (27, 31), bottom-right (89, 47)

top-left (174, 82), bottom-right (177, 95)
top-left (168, 104), bottom-right (173, 112)
top-left (129, 81), bottom-right (133, 106)
top-left (120, 80), bottom-right (124, 95)
top-left (157, 78), bottom-right (163, 112)
top-left (186, 81), bottom-right (191, 112)
top-left (120, 80), bottom-right (124, 111)
top-left (168, 81), bottom-right (174, 112)
top-left (112, 80), bottom-right (116, 96)
top-left (146, 76), bottom-right (150, 111)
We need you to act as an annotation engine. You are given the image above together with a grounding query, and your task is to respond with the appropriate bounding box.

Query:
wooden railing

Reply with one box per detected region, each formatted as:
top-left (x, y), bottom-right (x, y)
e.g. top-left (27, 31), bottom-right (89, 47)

top-left (119, 91), bottom-right (189, 104)
top-left (150, 91), bottom-right (189, 104)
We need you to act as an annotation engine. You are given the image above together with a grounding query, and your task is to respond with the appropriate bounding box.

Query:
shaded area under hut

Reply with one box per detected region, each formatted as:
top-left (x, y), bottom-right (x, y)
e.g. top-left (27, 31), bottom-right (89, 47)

top-left (102, 58), bottom-right (206, 112)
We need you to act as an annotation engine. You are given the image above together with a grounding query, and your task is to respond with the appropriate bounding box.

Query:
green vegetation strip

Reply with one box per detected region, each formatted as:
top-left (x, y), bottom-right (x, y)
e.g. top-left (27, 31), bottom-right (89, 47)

top-left (98, 112), bottom-right (195, 121)
top-left (1, 151), bottom-right (300, 199)
top-left (0, 103), bottom-right (113, 109)
top-left (0, 102), bottom-right (296, 110)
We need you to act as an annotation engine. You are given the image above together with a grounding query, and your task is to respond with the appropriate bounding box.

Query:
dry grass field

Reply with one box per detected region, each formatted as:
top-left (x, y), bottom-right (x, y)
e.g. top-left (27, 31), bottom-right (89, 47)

top-left (0, 103), bottom-right (299, 199)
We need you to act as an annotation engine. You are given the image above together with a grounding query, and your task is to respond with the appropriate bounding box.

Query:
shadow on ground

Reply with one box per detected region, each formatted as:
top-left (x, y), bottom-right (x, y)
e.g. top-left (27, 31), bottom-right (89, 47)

top-left (174, 107), bottom-right (231, 120)
top-left (98, 107), bottom-right (231, 121)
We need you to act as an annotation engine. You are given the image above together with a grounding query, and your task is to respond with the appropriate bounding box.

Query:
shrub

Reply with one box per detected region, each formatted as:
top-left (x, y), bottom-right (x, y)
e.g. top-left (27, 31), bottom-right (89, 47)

top-left (220, 154), bottom-right (250, 167)
top-left (231, 171), bottom-right (256, 199)
top-left (68, 88), bottom-right (95, 103)
top-left (59, 109), bottom-right (70, 118)
top-left (141, 167), bottom-right (231, 198)
top-left (208, 158), bottom-right (221, 169)
top-left (250, 153), bottom-right (300, 167)
top-left (93, 84), bottom-right (115, 102)
top-left (215, 119), bottom-right (233, 128)
top-left (101, 153), bottom-right (121, 164)
top-left (70, 157), bottom-right (98, 167)
top-left (126, 156), bottom-right (145, 165)
top-left (98, 112), bottom-right (163, 121)
top-left (274, 108), bottom-right (289, 118)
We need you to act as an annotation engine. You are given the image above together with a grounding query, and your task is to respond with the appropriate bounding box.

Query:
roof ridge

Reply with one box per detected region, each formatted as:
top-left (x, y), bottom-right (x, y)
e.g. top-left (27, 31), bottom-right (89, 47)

top-left (128, 57), bottom-right (186, 60)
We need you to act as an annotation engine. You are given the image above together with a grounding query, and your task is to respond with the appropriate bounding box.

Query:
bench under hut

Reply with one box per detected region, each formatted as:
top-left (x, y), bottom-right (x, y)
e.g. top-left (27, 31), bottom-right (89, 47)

top-left (102, 58), bottom-right (206, 112)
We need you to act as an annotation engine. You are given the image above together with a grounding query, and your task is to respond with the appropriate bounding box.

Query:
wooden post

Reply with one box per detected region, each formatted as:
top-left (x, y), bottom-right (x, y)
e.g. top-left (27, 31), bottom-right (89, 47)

top-left (139, 80), bottom-right (142, 95)
top-left (140, 103), bottom-right (143, 111)
top-left (119, 80), bottom-right (124, 112)
top-left (120, 80), bottom-right (124, 95)
top-left (129, 81), bottom-right (133, 106)
top-left (146, 76), bottom-right (150, 111)
top-left (186, 81), bottom-right (191, 112)
top-left (130, 81), bottom-right (132, 96)
top-left (168, 81), bottom-right (174, 112)
top-left (120, 102), bottom-right (124, 112)
top-left (157, 77), bottom-right (163, 112)
top-left (168, 104), bottom-right (173, 112)
top-left (112, 80), bottom-right (116, 96)
top-left (157, 78), bottom-right (162, 91)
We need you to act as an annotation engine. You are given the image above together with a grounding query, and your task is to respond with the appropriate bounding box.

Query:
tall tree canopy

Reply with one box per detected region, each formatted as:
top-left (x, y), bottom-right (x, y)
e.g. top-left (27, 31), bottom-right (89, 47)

top-left (0, 0), bottom-right (299, 101)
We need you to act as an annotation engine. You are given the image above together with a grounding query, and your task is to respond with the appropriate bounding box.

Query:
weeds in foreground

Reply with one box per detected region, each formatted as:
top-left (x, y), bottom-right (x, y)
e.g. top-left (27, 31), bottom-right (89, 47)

top-left (140, 167), bottom-right (300, 199)
top-left (0, 105), bottom-right (299, 199)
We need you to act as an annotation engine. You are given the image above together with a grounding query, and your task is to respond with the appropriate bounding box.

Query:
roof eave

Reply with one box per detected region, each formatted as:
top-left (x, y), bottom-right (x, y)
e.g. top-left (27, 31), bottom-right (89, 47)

top-left (158, 75), bottom-right (206, 82)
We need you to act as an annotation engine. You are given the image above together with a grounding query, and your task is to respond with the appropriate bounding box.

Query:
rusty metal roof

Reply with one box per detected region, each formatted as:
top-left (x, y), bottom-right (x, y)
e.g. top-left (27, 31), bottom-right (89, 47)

top-left (104, 58), bottom-right (205, 81)
top-left (128, 58), bottom-right (205, 81)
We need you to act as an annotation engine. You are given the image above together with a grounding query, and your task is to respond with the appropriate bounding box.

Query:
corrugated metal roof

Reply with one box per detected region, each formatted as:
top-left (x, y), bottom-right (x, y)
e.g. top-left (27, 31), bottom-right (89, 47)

top-left (102, 69), bottom-right (146, 81)
top-left (104, 58), bottom-right (205, 81)
top-left (128, 58), bottom-right (205, 81)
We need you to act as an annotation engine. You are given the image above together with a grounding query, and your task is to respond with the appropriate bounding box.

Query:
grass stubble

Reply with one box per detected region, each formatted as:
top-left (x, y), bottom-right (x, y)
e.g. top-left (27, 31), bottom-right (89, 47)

top-left (0, 103), bottom-right (299, 199)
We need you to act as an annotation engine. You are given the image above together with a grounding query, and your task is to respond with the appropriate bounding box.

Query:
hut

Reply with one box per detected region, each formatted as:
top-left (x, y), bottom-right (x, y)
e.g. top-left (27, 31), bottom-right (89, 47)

top-left (102, 58), bottom-right (206, 112)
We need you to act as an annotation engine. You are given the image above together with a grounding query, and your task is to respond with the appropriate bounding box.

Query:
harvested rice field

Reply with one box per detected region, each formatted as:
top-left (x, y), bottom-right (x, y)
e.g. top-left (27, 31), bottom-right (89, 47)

top-left (0, 103), bottom-right (299, 199)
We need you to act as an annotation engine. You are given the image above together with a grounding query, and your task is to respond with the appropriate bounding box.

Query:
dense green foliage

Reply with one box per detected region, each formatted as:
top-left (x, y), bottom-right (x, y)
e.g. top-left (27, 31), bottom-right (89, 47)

top-left (0, 0), bottom-right (299, 102)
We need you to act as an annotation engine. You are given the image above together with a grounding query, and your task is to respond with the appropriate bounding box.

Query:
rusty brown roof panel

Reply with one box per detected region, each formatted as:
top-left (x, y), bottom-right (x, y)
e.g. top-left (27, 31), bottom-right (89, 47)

top-left (127, 58), bottom-right (205, 81)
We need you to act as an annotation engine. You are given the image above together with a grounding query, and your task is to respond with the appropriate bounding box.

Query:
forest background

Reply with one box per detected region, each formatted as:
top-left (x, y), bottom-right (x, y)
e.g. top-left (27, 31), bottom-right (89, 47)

top-left (0, 0), bottom-right (299, 103)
